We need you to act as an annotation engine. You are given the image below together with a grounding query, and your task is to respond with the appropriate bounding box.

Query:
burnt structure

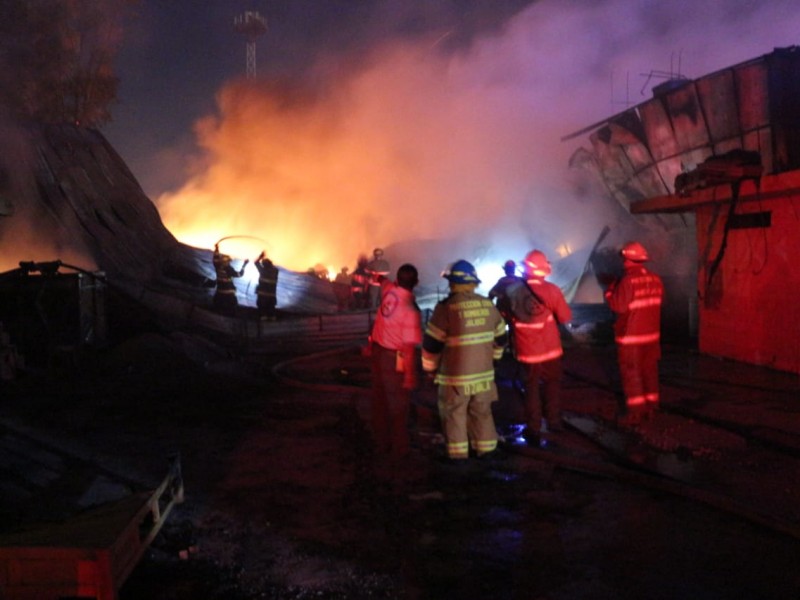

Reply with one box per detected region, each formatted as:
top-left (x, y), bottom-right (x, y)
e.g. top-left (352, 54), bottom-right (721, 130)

top-left (568, 47), bottom-right (800, 374)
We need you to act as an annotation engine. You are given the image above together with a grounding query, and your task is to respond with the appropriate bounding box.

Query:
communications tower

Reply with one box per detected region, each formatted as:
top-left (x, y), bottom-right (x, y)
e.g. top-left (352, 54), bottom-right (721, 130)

top-left (234, 10), bottom-right (267, 79)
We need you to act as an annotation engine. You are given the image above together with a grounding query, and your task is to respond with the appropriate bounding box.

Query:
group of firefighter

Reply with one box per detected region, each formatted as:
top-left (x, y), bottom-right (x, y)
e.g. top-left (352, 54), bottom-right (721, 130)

top-left (331, 247), bottom-right (391, 311)
top-left (368, 241), bottom-right (664, 463)
top-left (211, 244), bottom-right (279, 320)
top-left (210, 244), bottom-right (392, 318)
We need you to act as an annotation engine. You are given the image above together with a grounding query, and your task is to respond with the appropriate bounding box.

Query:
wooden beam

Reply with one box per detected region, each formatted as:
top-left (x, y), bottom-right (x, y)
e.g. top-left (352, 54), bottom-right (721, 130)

top-left (630, 172), bottom-right (800, 214)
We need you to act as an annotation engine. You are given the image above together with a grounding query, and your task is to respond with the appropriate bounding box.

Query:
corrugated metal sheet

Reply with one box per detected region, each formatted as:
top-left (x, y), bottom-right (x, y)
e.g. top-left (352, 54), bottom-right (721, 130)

top-left (567, 46), bottom-right (800, 209)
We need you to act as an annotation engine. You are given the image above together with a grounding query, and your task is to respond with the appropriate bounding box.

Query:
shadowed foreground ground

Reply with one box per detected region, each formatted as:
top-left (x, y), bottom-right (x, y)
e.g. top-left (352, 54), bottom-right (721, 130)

top-left (1, 331), bottom-right (799, 599)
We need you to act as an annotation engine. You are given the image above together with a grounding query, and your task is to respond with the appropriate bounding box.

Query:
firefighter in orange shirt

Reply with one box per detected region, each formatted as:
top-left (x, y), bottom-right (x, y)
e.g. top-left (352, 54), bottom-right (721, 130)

top-left (604, 241), bottom-right (664, 426)
top-left (369, 263), bottom-right (422, 459)
top-left (422, 260), bottom-right (507, 461)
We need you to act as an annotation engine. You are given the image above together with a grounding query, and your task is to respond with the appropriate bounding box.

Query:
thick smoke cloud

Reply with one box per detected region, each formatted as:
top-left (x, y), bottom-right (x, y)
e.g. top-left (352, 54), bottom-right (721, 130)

top-left (152, 0), bottom-right (799, 287)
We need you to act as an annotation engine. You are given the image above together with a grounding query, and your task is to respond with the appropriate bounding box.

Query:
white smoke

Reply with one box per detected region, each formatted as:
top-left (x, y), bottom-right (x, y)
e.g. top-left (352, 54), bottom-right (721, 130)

top-left (131, 0), bottom-right (799, 287)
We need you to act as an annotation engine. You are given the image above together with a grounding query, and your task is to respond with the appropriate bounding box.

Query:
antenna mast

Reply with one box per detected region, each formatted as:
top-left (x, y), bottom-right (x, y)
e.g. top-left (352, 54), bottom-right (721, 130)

top-left (234, 11), bottom-right (267, 79)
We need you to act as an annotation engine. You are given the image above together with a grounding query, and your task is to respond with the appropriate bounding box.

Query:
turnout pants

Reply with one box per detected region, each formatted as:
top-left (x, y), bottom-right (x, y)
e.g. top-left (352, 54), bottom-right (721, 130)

top-left (437, 384), bottom-right (498, 459)
top-left (521, 357), bottom-right (563, 432)
top-left (617, 342), bottom-right (661, 412)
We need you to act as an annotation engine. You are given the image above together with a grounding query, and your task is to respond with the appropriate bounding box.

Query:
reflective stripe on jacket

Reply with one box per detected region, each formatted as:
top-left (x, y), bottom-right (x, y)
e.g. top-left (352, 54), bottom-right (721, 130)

top-left (507, 278), bottom-right (571, 364)
top-left (605, 265), bottom-right (664, 345)
top-left (422, 291), bottom-right (506, 394)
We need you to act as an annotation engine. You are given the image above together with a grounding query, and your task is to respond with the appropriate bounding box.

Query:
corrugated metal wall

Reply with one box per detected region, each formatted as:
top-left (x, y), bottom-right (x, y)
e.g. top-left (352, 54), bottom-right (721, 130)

top-left (583, 46), bottom-right (800, 209)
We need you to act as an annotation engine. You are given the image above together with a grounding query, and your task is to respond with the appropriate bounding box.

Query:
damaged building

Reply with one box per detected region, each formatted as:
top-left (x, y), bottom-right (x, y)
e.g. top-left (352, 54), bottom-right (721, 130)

top-left (568, 46), bottom-right (800, 374)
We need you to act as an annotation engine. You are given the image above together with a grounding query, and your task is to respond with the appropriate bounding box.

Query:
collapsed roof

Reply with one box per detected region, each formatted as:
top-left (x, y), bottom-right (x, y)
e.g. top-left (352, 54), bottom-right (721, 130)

top-left (565, 46), bottom-right (800, 212)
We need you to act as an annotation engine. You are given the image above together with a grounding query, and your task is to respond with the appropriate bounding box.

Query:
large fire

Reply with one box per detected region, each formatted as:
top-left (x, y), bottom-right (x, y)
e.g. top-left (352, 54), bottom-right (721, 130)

top-left (154, 37), bottom-right (584, 277)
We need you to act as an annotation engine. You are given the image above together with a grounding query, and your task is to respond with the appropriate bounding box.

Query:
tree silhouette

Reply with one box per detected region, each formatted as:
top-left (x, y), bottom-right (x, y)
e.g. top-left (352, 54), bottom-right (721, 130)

top-left (0, 0), bottom-right (134, 127)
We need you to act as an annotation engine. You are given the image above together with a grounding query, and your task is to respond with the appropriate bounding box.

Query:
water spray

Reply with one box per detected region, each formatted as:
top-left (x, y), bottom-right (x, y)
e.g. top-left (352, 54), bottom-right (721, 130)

top-left (214, 234), bottom-right (269, 251)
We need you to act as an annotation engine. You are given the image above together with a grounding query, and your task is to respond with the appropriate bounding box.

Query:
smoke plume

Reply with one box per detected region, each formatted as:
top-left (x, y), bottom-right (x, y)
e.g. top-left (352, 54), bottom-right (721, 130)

top-left (151, 0), bottom-right (800, 285)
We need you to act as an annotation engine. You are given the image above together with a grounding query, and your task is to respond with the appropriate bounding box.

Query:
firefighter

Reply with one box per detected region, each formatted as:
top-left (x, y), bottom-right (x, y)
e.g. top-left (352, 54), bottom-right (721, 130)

top-left (212, 244), bottom-right (248, 314)
top-left (506, 249), bottom-right (572, 445)
top-left (489, 259), bottom-right (522, 354)
top-left (488, 259), bottom-right (521, 322)
top-left (604, 241), bottom-right (664, 426)
top-left (254, 251), bottom-right (279, 320)
top-left (366, 247), bottom-right (390, 309)
top-left (351, 254), bottom-right (370, 309)
top-left (369, 263), bottom-right (422, 459)
top-left (333, 266), bottom-right (352, 312)
top-left (422, 260), bottom-right (507, 461)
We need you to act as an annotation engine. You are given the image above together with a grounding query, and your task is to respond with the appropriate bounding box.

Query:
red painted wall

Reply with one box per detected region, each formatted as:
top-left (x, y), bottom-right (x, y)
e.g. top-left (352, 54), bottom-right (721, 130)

top-left (696, 172), bottom-right (800, 374)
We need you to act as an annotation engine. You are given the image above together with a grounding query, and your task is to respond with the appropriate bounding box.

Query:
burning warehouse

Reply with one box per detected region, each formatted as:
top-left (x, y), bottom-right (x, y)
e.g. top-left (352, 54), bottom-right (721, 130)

top-left (567, 46), bottom-right (800, 374)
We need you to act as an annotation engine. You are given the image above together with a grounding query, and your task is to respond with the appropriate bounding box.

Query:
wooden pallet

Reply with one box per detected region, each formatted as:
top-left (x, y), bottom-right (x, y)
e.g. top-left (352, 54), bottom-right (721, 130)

top-left (0, 457), bottom-right (183, 600)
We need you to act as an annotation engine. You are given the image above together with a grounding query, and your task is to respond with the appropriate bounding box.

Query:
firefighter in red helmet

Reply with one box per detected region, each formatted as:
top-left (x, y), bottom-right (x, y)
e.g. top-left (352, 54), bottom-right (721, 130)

top-left (422, 260), bottom-right (507, 461)
top-left (506, 249), bottom-right (572, 445)
top-left (604, 241), bottom-right (664, 426)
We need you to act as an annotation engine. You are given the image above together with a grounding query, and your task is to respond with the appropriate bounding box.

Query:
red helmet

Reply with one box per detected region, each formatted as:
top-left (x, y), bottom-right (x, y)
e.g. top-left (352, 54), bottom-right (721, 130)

top-left (620, 241), bottom-right (649, 262)
top-left (523, 250), bottom-right (551, 278)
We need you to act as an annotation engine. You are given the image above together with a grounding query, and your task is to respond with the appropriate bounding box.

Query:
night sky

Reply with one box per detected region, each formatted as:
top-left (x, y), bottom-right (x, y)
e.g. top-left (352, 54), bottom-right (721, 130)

top-left (104, 0), bottom-right (535, 197)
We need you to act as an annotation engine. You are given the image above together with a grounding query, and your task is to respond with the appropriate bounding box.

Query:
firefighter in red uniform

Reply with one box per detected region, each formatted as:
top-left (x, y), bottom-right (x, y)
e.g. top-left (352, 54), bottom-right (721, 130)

top-left (506, 250), bottom-right (572, 444)
top-left (604, 241), bottom-right (664, 426)
top-left (212, 244), bottom-right (248, 314)
top-left (422, 260), bottom-right (507, 461)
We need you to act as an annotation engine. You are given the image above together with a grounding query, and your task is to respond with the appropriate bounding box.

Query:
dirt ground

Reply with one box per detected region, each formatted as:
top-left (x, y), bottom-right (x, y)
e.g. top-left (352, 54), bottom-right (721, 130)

top-left (2, 331), bottom-right (800, 599)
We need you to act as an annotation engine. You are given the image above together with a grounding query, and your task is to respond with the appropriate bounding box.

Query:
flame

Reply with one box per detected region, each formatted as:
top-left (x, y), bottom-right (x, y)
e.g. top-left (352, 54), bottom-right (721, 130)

top-left (154, 39), bottom-right (560, 273)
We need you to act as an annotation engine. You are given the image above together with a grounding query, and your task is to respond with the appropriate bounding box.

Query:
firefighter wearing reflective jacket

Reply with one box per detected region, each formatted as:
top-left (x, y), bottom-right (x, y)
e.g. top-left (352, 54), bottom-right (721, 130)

top-left (604, 241), bottom-right (664, 426)
top-left (254, 251), bottom-right (279, 320)
top-left (422, 260), bottom-right (507, 461)
top-left (213, 245), bottom-right (248, 314)
top-left (506, 250), bottom-right (571, 444)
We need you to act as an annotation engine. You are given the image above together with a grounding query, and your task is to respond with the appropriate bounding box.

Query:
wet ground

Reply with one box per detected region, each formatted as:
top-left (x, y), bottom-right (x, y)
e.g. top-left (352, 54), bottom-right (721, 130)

top-left (1, 328), bottom-right (799, 599)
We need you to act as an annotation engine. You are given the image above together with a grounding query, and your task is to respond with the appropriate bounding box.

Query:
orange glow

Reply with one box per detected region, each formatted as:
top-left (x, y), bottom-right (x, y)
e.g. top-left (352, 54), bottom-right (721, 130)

top-left (556, 243), bottom-right (572, 258)
top-left (154, 40), bottom-right (562, 273)
top-left (0, 216), bottom-right (96, 274)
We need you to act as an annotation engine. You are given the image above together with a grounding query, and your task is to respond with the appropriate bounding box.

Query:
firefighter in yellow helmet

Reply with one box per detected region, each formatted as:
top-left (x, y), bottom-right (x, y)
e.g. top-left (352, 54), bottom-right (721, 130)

top-left (212, 244), bottom-right (248, 315)
top-left (422, 260), bottom-right (507, 461)
top-left (506, 249), bottom-right (572, 445)
top-left (604, 241), bottom-right (664, 427)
